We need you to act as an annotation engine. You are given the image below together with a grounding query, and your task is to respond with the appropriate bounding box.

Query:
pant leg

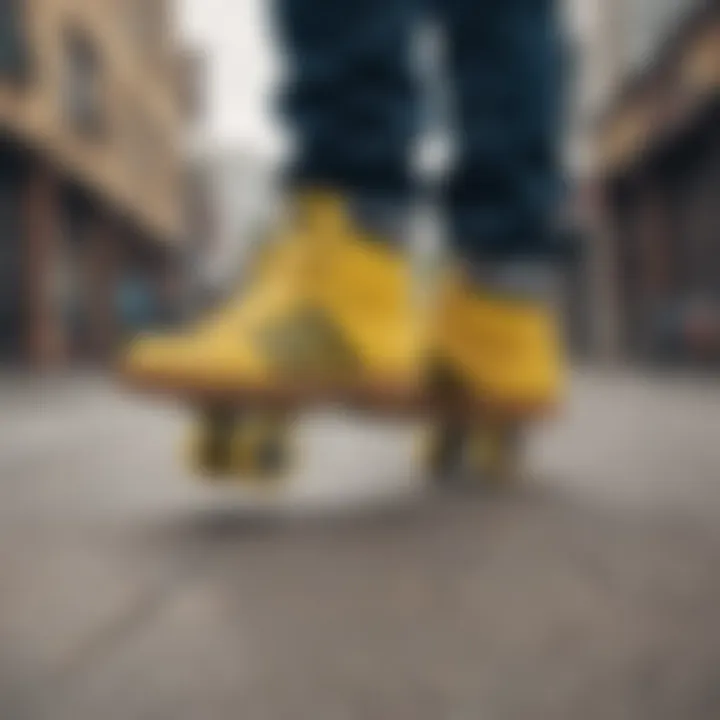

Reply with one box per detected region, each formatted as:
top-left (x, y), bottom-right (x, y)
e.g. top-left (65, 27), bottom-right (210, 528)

top-left (273, 0), bottom-right (420, 201)
top-left (438, 0), bottom-right (565, 261)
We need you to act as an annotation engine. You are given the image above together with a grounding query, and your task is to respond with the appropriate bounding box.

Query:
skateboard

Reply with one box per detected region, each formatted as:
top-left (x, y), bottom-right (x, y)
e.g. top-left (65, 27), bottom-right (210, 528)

top-left (122, 349), bottom-right (546, 487)
top-left (181, 384), bottom-right (535, 488)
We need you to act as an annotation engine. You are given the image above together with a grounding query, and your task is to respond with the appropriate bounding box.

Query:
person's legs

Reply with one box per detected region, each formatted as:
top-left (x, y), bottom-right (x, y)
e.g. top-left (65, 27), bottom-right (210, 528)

top-left (438, 0), bottom-right (563, 263)
top-left (430, 0), bottom-right (566, 412)
top-left (274, 0), bottom-right (420, 204)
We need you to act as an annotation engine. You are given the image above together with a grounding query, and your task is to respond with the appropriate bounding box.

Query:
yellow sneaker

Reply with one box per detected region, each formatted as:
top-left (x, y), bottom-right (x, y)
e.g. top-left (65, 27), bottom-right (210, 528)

top-left (430, 269), bottom-right (565, 417)
top-left (120, 192), bottom-right (423, 407)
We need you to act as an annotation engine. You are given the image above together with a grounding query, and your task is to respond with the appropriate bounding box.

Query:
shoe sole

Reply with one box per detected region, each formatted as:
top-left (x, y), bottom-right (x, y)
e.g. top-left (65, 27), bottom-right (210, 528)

top-left (118, 364), bottom-right (558, 422)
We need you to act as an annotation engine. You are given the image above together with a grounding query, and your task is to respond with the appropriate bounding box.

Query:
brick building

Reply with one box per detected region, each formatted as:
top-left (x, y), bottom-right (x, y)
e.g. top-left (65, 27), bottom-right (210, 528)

top-left (0, 0), bottom-right (192, 365)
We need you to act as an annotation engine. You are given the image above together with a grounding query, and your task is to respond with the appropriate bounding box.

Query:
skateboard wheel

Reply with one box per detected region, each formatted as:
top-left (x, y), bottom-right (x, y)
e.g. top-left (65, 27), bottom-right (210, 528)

top-left (423, 421), bottom-right (468, 483)
top-left (423, 419), bottom-right (525, 488)
top-left (189, 410), bottom-right (292, 483)
top-left (466, 422), bottom-right (523, 485)
top-left (231, 417), bottom-right (291, 479)
top-left (191, 408), bottom-right (238, 478)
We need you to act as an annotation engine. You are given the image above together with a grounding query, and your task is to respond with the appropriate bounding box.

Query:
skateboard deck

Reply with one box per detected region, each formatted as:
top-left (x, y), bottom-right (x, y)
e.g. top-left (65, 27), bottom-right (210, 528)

top-left (122, 367), bottom-right (553, 422)
top-left (121, 367), bottom-right (551, 485)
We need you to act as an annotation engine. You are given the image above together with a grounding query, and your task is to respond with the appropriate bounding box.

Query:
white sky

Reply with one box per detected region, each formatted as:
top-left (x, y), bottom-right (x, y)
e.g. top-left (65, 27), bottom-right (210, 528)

top-left (178, 0), bottom-right (285, 157)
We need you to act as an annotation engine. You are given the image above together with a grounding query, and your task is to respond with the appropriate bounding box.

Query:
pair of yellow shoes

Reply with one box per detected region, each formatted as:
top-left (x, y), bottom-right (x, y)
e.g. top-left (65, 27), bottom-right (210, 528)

top-left (122, 193), bottom-right (564, 420)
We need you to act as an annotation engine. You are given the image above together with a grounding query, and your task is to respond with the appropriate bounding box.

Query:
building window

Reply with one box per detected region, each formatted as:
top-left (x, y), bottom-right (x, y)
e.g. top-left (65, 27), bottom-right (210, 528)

top-left (126, 0), bottom-right (166, 60)
top-left (62, 31), bottom-right (104, 137)
top-left (0, 0), bottom-right (28, 80)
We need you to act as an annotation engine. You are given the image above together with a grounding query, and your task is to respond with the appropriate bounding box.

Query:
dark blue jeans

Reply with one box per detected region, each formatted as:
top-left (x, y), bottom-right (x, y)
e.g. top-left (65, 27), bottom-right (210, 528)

top-left (274, 0), bottom-right (563, 261)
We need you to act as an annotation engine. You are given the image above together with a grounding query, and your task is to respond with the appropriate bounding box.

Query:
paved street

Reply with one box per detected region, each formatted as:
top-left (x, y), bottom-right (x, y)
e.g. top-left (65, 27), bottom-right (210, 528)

top-left (1, 370), bottom-right (720, 719)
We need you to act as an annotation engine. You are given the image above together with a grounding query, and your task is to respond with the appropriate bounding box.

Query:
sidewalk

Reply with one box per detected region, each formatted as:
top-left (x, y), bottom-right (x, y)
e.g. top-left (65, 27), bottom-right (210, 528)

top-left (1, 368), bottom-right (720, 719)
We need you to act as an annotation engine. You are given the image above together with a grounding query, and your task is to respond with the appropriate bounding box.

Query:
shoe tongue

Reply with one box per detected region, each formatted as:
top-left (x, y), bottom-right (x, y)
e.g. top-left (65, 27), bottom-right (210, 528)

top-left (294, 191), bottom-right (350, 237)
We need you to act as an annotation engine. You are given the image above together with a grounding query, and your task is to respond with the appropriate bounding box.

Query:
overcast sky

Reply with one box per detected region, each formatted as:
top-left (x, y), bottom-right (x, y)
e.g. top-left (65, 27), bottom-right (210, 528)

top-left (178, 0), bottom-right (285, 156)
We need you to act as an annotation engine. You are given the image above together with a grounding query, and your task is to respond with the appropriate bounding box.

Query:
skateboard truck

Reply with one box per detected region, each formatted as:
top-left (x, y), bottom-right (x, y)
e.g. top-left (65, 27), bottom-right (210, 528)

top-left (189, 407), bottom-right (292, 482)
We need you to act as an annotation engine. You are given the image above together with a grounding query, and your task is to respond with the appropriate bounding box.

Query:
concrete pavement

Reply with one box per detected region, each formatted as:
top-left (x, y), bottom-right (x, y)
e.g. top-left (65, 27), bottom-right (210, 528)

top-left (1, 370), bottom-right (720, 719)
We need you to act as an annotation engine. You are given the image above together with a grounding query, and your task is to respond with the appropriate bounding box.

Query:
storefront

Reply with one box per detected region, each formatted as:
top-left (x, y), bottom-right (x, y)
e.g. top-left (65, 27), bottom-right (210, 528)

top-left (598, 4), bottom-right (720, 363)
top-left (0, 142), bottom-right (175, 366)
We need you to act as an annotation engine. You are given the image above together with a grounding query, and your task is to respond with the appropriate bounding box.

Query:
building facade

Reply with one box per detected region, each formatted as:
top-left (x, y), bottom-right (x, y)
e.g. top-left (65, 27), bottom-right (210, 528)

top-left (0, 0), bottom-right (190, 365)
top-left (595, 0), bottom-right (720, 363)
